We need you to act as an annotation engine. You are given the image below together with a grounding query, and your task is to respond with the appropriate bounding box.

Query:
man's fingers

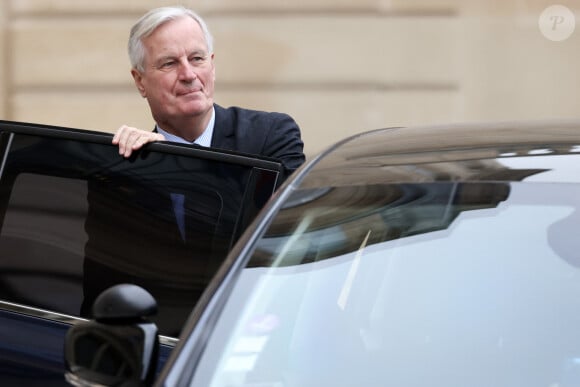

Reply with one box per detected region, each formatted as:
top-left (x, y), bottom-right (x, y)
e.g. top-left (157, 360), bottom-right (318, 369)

top-left (113, 126), bottom-right (165, 158)
top-left (112, 125), bottom-right (124, 145)
top-left (131, 132), bottom-right (164, 150)
top-left (113, 125), bottom-right (132, 155)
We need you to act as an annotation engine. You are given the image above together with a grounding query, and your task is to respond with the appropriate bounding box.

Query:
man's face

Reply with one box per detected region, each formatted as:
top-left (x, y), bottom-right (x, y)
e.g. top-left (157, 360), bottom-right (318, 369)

top-left (132, 16), bottom-right (215, 125)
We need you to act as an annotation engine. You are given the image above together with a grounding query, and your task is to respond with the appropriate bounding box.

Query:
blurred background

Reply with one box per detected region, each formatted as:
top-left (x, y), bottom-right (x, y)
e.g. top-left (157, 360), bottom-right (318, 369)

top-left (0, 0), bottom-right (578, 158)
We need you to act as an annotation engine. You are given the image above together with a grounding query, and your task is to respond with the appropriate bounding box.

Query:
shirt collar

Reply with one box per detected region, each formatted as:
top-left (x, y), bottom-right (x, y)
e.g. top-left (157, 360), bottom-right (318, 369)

top-left (156, 106), bottom-right (215, 147)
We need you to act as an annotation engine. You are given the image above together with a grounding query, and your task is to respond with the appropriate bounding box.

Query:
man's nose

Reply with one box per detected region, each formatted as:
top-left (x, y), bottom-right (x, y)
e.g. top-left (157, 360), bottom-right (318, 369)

top-left (177, 60), bottom-right (196, 81)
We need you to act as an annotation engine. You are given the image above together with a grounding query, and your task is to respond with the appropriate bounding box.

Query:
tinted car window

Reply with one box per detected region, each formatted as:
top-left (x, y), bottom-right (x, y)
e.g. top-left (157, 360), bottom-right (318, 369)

top-left (0, 172), bottom-right (86, 315)
top-left (0, 130), bottom-right (280, 337)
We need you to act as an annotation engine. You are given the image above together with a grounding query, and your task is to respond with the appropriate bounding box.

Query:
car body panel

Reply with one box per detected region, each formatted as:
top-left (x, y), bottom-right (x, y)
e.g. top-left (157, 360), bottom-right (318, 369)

top-left (0, 308), bottom-right (69, 386)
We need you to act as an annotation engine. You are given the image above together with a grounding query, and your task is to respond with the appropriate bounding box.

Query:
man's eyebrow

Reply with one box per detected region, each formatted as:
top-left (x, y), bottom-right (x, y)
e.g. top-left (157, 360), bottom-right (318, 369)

top-left (189, 50), bottom-right (208, 56)
top-left (154, 55), bottom-right (176, 63)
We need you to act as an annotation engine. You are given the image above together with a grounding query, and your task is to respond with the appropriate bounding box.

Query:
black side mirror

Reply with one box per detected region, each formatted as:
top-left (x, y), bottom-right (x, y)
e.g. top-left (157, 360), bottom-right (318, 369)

top-left (64, 284), bottom-right (159, 387)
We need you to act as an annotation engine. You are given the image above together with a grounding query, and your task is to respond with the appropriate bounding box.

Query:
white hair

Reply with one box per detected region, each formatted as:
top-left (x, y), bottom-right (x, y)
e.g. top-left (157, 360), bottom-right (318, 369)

top-left (128, 6), bottom-right (214, 72)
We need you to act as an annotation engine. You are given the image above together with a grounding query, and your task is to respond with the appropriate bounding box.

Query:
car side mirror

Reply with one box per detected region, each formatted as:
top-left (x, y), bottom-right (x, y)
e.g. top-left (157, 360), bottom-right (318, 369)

top-left (64, 284), bottom-right (159, 387)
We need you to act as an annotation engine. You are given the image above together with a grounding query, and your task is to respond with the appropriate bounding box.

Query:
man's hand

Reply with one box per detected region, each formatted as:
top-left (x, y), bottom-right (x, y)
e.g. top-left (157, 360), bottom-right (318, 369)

top-left (113, 125), bottom-right (165, 158)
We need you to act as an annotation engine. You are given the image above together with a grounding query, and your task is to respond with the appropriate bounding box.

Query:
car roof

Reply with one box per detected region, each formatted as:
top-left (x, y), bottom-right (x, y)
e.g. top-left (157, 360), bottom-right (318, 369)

top-left (298, 119), bottom-right (580, 188)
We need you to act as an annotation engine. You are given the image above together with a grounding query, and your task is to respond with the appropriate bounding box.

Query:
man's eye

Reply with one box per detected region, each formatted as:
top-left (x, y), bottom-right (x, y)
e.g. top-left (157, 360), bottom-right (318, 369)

top-left (191, 56), bottom-right (206, 64)
top-left (159, 61), bottom-right (176, 69)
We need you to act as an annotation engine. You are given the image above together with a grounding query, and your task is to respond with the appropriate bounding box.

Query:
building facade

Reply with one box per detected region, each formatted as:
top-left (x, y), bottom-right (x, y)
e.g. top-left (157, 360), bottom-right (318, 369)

top-left (1, 0), bottom-right (579, 156)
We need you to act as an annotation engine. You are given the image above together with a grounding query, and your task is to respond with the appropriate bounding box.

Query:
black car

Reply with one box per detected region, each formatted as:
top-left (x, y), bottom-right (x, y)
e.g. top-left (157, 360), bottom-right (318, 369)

top-left (5, 120), bottom-right (580, 387)
top-left (0, 120), bottom-right (283, 386)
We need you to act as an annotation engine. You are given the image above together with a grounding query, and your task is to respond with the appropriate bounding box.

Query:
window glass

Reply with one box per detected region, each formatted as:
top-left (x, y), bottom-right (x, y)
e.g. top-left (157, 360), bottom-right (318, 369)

top-left (0, 173), bottom-right (87, 315)
top-left (192, 181), bottom-right (580, 386)
top-left (0, 133), bottom-right (279, 337)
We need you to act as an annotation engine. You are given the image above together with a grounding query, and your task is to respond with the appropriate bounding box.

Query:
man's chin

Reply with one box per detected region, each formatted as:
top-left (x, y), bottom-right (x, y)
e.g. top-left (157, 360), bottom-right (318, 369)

top-left (178, 104), bottom-right (213, 118)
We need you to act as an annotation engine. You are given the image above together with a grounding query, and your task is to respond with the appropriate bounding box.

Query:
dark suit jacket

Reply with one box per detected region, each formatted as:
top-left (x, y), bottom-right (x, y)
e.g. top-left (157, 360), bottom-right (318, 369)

top-left (210, 104), bottom-right (305, 180)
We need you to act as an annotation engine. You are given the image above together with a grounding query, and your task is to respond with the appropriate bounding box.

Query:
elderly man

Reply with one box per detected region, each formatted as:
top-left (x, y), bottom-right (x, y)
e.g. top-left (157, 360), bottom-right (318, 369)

top-left (114, 6), bottom-right (305, 180)
top-left (82, 7), bottom-right (303, 335)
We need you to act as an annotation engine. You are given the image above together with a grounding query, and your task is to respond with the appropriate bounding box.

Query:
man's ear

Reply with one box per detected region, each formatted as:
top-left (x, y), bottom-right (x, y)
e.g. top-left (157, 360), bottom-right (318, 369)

top-left (131, 69), bottom-right (147, 97)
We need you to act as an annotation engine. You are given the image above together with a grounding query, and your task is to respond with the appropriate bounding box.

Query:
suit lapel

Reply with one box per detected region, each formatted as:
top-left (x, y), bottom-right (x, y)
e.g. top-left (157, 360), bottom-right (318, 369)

top-left (211, 104), bottom-right (236, 150)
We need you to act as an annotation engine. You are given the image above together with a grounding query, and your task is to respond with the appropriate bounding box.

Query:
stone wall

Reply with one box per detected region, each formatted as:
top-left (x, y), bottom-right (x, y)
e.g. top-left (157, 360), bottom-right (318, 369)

top-left (1, 0), bottom-right (579, 156)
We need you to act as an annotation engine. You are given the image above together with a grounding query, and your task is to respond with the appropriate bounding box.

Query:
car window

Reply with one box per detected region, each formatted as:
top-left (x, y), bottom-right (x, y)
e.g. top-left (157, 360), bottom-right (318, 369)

top-left (189, 175), bottom-right (580, 386)
top-left (0, 128), bottom-right (280, 337)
